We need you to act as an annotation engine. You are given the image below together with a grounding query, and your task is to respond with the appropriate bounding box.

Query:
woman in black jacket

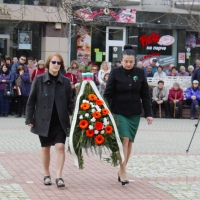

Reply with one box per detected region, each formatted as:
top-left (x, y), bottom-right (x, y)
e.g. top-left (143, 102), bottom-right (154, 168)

top-left (25, 53), bottom-right (74, 188)
top-left (104, 45), bottom-right (153, 185)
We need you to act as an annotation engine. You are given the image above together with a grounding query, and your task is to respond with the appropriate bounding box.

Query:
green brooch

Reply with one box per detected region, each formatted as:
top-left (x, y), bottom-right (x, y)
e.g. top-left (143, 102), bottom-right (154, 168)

top-left (133, 76), bottom-right (138, 82)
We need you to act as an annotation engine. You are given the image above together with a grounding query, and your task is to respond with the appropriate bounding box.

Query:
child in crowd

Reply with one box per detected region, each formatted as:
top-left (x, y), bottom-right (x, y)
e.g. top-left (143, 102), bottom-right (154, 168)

top-left (99, 72), bottom-right (109, 95)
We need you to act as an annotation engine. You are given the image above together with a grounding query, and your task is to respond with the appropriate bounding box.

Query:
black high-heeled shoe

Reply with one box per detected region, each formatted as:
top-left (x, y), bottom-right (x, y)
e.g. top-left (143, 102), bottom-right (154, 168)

top-left (121, 180), bottom-right (129, 185)
top-left (56, 178), bottom-right (65, 188)
top-left (44, 175), bottom-right (52, 186)
top-left (118, 173), bottom-right (121, 182)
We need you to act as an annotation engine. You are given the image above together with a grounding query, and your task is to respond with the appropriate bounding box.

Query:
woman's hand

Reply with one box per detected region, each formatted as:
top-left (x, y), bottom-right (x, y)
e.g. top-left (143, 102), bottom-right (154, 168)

top-left (27, 124), bottom-right (33, 127)
top-left (146, 117), bottom-right (153, 125)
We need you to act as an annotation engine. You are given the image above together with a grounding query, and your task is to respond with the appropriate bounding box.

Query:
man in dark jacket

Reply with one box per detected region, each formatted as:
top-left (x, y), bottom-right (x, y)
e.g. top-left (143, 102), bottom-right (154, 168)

top-left (147, 65), bottom-right (153, 77)
top-left (192, 67), bottom-right (200, 83)
top-left (11, 55), bottom-right (28, 77)
top-left (137, 61), bottom-right (147, 77)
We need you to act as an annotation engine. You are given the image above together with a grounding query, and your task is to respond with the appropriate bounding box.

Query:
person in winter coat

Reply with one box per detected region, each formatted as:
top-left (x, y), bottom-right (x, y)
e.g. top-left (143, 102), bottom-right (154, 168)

top-left (168, 82), bottom-right (184, 118)
top-left (99, 72), bottom-right (110, 96)
top-left (11, 55), bottom-right (28, 77)
top-left (25, 53), bottom-right (74, 188)
top-left (188, 65), bottom-right (194, 76)
top-left (192, 66), bottom-right (200, 83)
top-left (0, 64), bottom-right (15, 116)
top-left (177, 66), bottom-right (189, 76)
top-left (31, 60), bottom-right (46, 81)
top-left (98, 61), bottom-right (111, 89)
top-left (71, 60), bottom-right (82, 83)
top-left (14, 65), bottom-right (31, 118)
top-left (153, 65), bottom-right (166, 80)
top-left (64, 67), bottom-right (77, 98)
top-left (185, 80), bottom-right (200, 119)
top-left (152, 80), bottom-right (169, 118)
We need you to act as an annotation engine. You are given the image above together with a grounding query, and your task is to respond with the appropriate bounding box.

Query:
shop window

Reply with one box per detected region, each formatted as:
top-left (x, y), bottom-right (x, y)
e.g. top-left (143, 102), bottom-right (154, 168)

top-left (138, 29), bottom-right (173, 56)
top-left (108, 29), bottom-right (123, 41)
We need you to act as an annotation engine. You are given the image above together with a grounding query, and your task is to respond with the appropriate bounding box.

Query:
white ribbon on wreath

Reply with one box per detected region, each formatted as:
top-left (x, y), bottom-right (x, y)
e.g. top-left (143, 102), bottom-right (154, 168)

top-left (69, 80), bottom-right (125, 168)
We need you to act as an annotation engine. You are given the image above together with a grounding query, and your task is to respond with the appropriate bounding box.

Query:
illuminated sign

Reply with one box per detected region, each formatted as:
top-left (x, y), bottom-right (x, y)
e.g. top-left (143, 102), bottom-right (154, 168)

top-left (139, 33), bottom-right (160, 47)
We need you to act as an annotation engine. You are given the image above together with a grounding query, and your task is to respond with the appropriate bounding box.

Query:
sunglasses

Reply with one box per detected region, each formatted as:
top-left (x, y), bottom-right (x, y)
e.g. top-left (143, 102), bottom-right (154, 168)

top-left (51, 61), bottom-right (62, 65)
top-left (20, 58), bottom-right (26, 61)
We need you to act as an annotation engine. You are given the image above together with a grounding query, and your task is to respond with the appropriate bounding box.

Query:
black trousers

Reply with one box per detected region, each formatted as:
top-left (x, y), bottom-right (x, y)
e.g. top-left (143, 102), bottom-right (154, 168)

top-left (17, 95), bottom-right (28, 116)
top-left (152, 100), bottom-right (169, 116)
top-left (169, 101), bottom-right (183, 117)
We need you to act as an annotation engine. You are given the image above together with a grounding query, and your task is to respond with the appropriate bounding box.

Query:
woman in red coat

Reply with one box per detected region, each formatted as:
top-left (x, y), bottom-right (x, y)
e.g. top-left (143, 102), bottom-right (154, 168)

top-left (168, 82), bottom-right (184, 118)
top-left (64, 67), bottom-right (77, 98)
top-left (31, 60), bottom-right (46, 81)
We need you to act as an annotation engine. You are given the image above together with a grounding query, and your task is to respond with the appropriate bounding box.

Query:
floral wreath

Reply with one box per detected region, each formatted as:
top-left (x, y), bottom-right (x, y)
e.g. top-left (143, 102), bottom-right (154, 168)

top-left (69, 80), bottom-right (124, 169)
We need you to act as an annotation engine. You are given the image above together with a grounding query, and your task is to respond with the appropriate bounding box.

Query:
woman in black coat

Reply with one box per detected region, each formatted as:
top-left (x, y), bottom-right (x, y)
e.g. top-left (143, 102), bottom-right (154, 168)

top-left (104, 45), bottom-right (153, 185)
top-left (25, 53), bottom-right (74, 188)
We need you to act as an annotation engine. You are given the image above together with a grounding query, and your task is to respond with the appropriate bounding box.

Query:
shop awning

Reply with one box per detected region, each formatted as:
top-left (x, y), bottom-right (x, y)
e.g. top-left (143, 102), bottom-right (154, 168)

top-left (111, 0), bottom-right (141, 6)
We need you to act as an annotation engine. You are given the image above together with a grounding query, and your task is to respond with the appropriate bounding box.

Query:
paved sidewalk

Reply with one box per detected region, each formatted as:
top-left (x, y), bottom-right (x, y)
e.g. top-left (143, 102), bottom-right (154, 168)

top-left (0, 116), bottom-right (200, 199)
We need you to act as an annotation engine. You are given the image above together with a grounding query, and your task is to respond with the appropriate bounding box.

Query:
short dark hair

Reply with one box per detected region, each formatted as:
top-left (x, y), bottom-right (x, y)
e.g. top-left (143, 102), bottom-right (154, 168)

top-left (28, 57), bottom-right (33, 61)
top-left (115, 61), bottom-right (121, 64)
top-left (158, 80), bottom-right (164, 85)
top-left (158, 65), bottom-right (163, 70)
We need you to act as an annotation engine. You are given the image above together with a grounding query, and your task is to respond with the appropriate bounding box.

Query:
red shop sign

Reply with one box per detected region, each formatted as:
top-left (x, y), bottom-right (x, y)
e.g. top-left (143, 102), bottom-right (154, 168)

top-left (139, 32), bottom-right (160, 47)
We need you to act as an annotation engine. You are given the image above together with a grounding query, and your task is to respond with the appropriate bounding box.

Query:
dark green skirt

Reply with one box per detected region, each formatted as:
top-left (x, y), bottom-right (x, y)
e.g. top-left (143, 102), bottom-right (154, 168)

top-left (114, 114), bottom-right (140, 142)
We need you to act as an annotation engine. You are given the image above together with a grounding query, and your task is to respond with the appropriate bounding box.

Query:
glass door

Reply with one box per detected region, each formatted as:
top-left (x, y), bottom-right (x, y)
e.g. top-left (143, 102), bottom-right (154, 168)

top-left (106, 27), bottom-right (126, 65)
top-left (0, 34), bottom-right (10, 59)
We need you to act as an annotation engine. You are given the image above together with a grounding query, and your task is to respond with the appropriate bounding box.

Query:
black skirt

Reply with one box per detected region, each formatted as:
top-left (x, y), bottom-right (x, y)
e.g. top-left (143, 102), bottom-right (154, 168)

top-left (39, 123), bottom-right (66, 147)
top-left (39, 99), bottom-right (66, 147)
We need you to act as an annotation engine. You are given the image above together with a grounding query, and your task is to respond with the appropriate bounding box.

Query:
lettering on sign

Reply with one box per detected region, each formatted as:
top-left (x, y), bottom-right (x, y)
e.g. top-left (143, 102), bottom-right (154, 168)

top-left (139, 33), bottom-right (160, 47)
top-left (0, 5), bottom-right (11, 19)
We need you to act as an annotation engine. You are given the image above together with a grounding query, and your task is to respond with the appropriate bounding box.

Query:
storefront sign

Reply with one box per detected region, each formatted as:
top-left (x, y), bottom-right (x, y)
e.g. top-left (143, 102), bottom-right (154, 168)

top-left (139, 52), bottom-right (161, 61)
top-left (0, 5), bottom-right (11, 19)
top-left (18, 31), bottom-right (32, 50)
top-left (96, 52), bottom-right (103, 62)
top-left (139, 33), bottom-right (160, 47)
top-left (77, 26), bottom-right (91, 64)
top-left (73, 7), bottom-right (136, 23)
top-left (178, 53), bottom-right (185, 63)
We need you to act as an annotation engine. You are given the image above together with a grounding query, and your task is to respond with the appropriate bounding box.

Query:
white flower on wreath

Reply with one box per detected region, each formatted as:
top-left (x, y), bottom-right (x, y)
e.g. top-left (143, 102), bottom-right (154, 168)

top-left (83, 100), bottom-right (89, 104)
top-left (79, 115), bottom-right (83, 120)
top-left (90, 102), bottom-right (94, 106)
top-left (94, 130), bottom-right (99, 134)
top-left (90, 117), bottom-right (96, 122)
top-left (89, 125), bottom-right (94, 130)
top-left (103, 117), bottom-right (108, 126)
top-left (85, 113), bottom-right (89, 118)
top-left (100, 130), bottom-right (105, 134)
top-left (95, 105), bottom-right (100, 110)
top-left (91, 109), bottom-right (96, 113)
top-left (97, 108), bottom-right (101, 112)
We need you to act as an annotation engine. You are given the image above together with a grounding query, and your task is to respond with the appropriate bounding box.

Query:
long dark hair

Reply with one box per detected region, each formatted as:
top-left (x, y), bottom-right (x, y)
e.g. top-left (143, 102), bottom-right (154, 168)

top-left (121, 44), bottom-right (136, 59)
top-left (0, 64), bottom-right (10, 76)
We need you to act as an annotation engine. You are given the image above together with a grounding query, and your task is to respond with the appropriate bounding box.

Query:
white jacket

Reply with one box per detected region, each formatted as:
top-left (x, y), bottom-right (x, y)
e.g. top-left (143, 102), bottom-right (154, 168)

top-left (98, 64), bottom-right (111, 84)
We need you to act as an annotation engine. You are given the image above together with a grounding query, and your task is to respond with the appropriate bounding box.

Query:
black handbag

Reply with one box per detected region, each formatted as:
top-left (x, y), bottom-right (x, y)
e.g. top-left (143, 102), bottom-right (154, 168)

top-left (3, 83), bottom-right (15, 98)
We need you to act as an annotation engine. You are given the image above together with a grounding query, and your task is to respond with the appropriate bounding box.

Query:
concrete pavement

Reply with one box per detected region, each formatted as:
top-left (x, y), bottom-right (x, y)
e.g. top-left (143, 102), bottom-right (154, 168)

top-left (0, 116), bottom-right (200, 199)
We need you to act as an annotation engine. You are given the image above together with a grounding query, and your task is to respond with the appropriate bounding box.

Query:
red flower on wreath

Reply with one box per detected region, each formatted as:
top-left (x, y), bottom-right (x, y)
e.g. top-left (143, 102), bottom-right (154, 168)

top-left (92, 111), bottom-right (102, 119)
top-left (79, 120), bottom-right (89, 129)
top-left (102, 108), bottom-right (109, 115)
top-left (88, 94), bottom-right (98, 101)
top-left (105, 125), bottom-right (113, 134)
top-left (95, 134), bottom-right (105, 145)
top-left (86, 130), bottom-right (94, 138)
top-left (95, 122), bottom-right (103, 130)
top-left (80, 103), bottom-right (90, 110)
top-left (95, 99), bottom-right (104, 106)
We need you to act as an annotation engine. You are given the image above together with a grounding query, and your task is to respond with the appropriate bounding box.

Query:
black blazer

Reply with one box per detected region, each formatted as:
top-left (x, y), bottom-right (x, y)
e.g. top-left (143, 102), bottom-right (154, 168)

top-left (104, 66), bottom-right (152, 117)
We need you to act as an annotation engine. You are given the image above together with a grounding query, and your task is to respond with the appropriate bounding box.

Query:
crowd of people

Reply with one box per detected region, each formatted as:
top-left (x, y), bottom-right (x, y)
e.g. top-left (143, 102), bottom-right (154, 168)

top-left (0, 54), bottom-right (200, 120)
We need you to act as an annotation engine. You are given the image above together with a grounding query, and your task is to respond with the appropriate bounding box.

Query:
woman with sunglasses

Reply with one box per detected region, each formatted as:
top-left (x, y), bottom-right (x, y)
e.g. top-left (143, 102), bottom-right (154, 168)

top-left (25, 53), bottom-right (74, 188)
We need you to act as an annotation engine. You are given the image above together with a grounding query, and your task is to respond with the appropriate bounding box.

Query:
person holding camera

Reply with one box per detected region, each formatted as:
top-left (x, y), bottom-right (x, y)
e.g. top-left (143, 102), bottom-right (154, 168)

top-left (168, 82), bottom-right (184, 118)
top-left (152, 80), bottom-right (169, 118)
